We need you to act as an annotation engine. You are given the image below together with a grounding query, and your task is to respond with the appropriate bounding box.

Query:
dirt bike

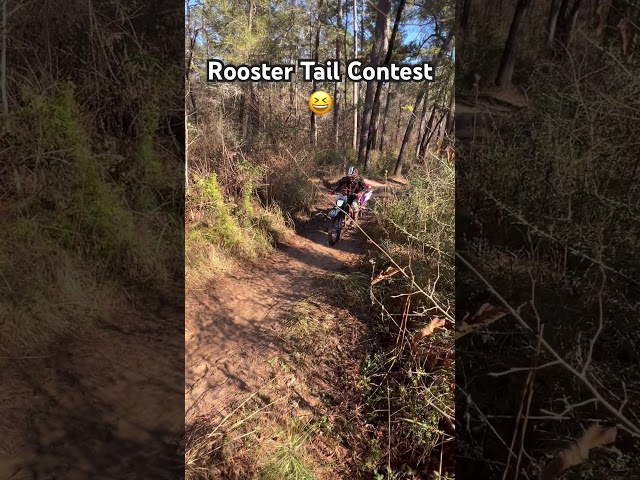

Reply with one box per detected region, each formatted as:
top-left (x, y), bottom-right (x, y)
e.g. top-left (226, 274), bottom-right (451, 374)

top-left (326, 185), bottom-right (373, 246)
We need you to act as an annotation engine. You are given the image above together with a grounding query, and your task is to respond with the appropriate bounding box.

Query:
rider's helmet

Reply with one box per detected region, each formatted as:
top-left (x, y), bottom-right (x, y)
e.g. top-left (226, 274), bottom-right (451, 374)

top-left (347, 166), bottom-right (358, 178)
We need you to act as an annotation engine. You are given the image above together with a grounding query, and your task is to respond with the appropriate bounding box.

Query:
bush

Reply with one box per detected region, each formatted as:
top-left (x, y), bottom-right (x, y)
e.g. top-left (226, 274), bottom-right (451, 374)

top-left (376, 156), bottom-right (455, 301)
top-left (350, 152), bottom-right (455, 477)
top-left (1, 78), bottom-right (180, 356)
top-left (185, 171), bottom-right (292, 287)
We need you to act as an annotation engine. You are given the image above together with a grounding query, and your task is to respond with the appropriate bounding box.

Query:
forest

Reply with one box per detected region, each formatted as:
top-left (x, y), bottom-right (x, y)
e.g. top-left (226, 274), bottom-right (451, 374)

top-left (185, 0), bottom-right (455, 478)
top-left (456, 0), bottom-right (640, 479)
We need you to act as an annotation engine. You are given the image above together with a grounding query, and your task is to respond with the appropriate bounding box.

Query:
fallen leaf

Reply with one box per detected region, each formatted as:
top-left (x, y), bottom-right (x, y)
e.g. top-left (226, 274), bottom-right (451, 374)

top-left (371, 266), bottom-right (401, 285)
top-left (412, 317), bottom-right (446, 346)
top-left (455, 303), bottom-right (508, 339)
top-left (560, 424), bottom-right (617, 468)
top-left (540, 424), bottom-right (617, 480)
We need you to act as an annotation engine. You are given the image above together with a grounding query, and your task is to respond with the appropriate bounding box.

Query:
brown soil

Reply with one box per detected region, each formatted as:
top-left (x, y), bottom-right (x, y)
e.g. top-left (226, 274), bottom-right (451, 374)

top-left (0, 178), bottom-right (394, 480)
top-left (0, 291), bottom-right (184, 480)
top-left (185, 178), bottom-right (393, 426)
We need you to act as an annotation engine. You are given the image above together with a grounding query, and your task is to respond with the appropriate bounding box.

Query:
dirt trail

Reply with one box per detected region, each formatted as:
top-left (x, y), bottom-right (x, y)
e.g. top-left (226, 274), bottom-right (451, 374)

top-left (185, 178), bottom-right (394, 425)
top-left (0, 292), bottom-right (184, 480)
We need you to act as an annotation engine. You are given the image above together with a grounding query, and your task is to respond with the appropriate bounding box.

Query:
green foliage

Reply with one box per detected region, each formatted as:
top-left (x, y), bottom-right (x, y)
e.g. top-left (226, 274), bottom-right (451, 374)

top-left (376, 158), bottom-right (455, 300)
top-left (261, 420), bottom-right (317, 480)
top-left (465, 50), bottom-right (640, 277)
top-left (2, 77), bottom-right (180, 357)
top-left (456, 7), bottom-right (640, 476)
top-left (186, 172), bottom-right (292, 286)
top-left (355, 157), bottom-right (454, 477)
top-left (192, 173), bottom-right (244, 251)
top-left (242, 178), bottom-right (255, 219)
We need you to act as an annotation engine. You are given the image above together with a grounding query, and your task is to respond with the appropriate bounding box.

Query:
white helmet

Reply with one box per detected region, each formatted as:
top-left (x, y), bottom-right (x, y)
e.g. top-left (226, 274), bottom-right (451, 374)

top-left (347, 166), bottom-right (358, 177)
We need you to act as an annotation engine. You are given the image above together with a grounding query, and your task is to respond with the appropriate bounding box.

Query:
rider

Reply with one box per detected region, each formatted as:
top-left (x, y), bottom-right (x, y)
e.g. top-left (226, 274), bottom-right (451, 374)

top-left (329, 166), bottom-right (367, 222)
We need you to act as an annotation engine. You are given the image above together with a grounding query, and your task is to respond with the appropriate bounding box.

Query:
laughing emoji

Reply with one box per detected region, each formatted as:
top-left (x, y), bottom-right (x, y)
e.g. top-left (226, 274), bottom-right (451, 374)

top-left (308, 90), bottom-right (333, 115)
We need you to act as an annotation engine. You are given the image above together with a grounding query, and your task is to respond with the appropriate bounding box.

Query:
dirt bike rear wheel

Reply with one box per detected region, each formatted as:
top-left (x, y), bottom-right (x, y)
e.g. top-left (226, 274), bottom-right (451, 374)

top-left (328, 215), bottom-right (343, 245)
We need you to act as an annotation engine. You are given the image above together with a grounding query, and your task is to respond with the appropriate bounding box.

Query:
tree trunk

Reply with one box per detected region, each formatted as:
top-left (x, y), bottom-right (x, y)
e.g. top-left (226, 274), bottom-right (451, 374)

top-left (416, 66), bottom-right (450, 158)
top-left (378, 85), bottom-right (392, 151)
top-left (361, 0), bottom-right (405, 169)
top-left (414, 94), bottom-right (430, 159)
top-left (344, 13), bottom-right (349, 150)
top-left (360, 0), bottom-right (365, 56)
top-left (594, 0), bottom-right (610, 37)
top-left (495, 0), bottom-right (532, 88)
top-left (604, 0), bottom-right (625, 43)
top-left (545, 0), bottom-right (562, 50)
top-left (357, 0), bottom-right (392, 170)
top-left (1, 0), bottom-right (7, 125)
top-left (185, 25), bottom-right (200, 126)
top-left (352, 0), bottom-right (359, 150)
top-left (393, 31), bottom-right (453, 176)
top-left (553, 0), bottom-right (585, 55)
top-left (459, 0), bottom-right (473, 35)
top-left (393, 88), bottom-right (425, 176)
top-left (333, 0), bottom-right (343, 147)
top-left (418, 103), bottom-right (438, 157)
top-left (358, 0), bottom-right (391, 172)
top-left (248, 0), bottom-right (255, 31)
top-left (439, 94), bottom-right (454, 153)
top-left (426, 106), bottom-right (448, 152)
top-left (394, 108), bottom-right (402, 145)
top-left (563, 0), bottom-right (584, 48)
top-left (368, 89), bottom-right (382, 151)
top-left (310, 0), bottom-right (324, 146)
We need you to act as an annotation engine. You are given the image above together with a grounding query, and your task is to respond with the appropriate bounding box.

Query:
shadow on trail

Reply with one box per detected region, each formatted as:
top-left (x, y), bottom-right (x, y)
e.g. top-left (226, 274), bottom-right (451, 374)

top-left (185, 236), bottom-right (358, 424)
top-left (3, 293), bottom-right (185, 480)
top-left (184, 179), bottom-right (397, 431)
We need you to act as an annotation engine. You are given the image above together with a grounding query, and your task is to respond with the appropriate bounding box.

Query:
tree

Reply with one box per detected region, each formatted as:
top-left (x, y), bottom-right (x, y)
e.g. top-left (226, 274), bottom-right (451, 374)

top-left (437, 92), bottom-right (454, 155)
top-left (333, 0), bottom-right (343, 147)
top-left (545, 0), bottom-right (586, 55)
top-left (185, 2), bottom-right (202, 126)
top-left (1, 0), bottom-right (7, 127)
top-left (459, 0), bottom-right (473, 35)
top-left (415, 91), bottom-right (430, 160)
top-left (495, 0), bottom-right (532, 88)
top-left (362, 0), bottom-right (406, 169)
top-left (352, 0), bottom-right (359, 150)
top-left (310, 0), bottom-right (324, 146)
top-left (418, 102), bottom-right (440, 156)
top-left (393, 31), bottom-right (453, 176)
top-left (356, 0), bottom-right (392, 170)
top-left (378, 85), bottom-right (393, 151)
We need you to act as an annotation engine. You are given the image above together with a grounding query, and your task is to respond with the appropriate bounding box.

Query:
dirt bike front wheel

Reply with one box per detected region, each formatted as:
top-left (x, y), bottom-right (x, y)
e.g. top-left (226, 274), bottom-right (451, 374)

top-left (328, 215), bottom-right (343, 245)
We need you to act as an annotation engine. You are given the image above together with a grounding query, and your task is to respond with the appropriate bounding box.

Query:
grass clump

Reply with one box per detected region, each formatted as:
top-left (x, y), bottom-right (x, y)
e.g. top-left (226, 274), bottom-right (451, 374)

top-left (261, 419), bottom-right (318, 480)
top-left (375, 157), bottom-right (454, 299)
top-left (282, 302), bottom-right (326, 350)
top-left (185, 302), bottom-right (369, 480)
